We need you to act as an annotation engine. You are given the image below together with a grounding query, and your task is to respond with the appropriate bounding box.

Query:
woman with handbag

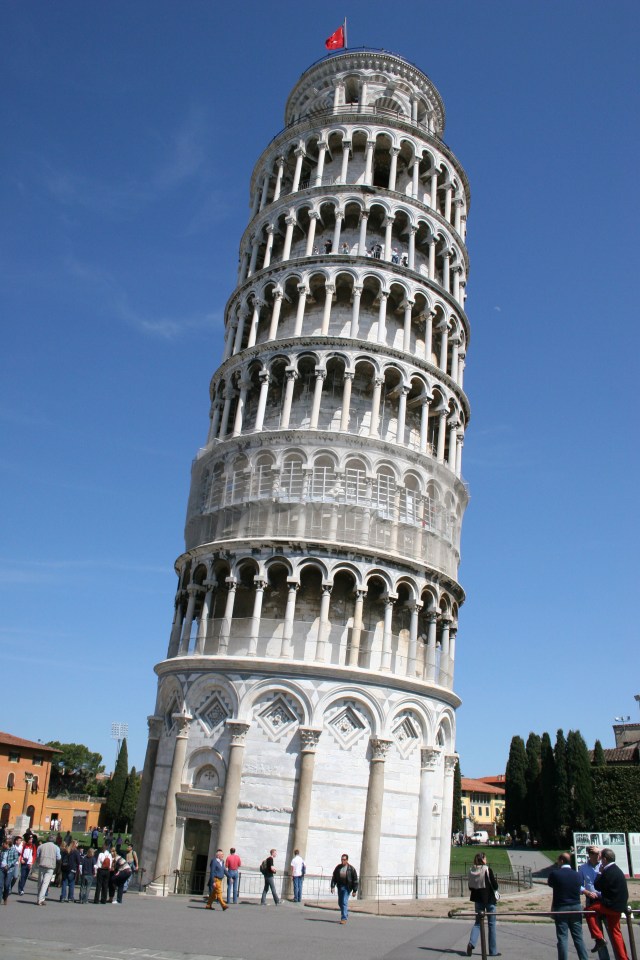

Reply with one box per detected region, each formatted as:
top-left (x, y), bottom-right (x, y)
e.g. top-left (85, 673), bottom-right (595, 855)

top-left (466, 851), bottom-right (500, 957)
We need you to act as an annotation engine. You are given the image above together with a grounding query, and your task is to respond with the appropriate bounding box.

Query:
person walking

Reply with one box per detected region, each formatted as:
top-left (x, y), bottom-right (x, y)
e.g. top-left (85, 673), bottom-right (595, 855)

top-left (111, 852), bottom-right (131, 905)
top-left (466, 851), bottom-right (500, 957)
top-left (548, 853), bottom-right (590, 960)
top-left (290, 848), bottom-right (305, 903)
top-left (18, 835), bottom-right (37, 895)
top-left (260, 849), bottom-right (280, 905)
top-left (330, 853), bottom-right (358, 924)
top-left (205, 849), bottom-right (228, 910)
top-left (0, 838), bottom-right (20, 904)
top-left (35, 833), bottom-right (61, 905)
top-left (225, 847), bottom-right (241, 904)
top-left (587, 848), bottom-right (629, 960)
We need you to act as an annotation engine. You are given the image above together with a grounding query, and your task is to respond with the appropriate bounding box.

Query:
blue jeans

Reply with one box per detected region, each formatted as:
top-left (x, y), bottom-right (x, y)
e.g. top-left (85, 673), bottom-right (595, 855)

top-left (80, 874), bottom-right (93, 903)
top-left (554, 904), bottom-right (589, 960)
top-left (60, 872), bottom-right (76, 901)
top-left (337, 885), bottom-right (350, 921)
top-left (261, 875), bottom-right (279, 904)
top-left (1, 867), bottom-right (12, 902)
top-left (469, 902), bottom-right (497, 955)
top-left (293, 875), bottom-right (303, 902)
top-left (227, 869), bottom-right (239, 903)
top-left (18, 863), bottom-right (32, 894)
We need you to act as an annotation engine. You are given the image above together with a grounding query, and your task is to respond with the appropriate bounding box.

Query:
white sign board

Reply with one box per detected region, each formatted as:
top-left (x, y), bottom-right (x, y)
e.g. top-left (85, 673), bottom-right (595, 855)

top-left (628, 833), bottom-right (640, 879)
top-left (573, 832), bottom-right (630, 878)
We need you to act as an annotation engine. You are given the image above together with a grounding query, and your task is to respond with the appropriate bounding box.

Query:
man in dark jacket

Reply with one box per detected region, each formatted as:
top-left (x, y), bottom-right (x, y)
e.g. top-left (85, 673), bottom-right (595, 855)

top-left (330, 853), bottom-right (358, 924)
top-left (548, 853), bottom-right (590, 960)
top-left (586, 848), bottom-right (629, 960)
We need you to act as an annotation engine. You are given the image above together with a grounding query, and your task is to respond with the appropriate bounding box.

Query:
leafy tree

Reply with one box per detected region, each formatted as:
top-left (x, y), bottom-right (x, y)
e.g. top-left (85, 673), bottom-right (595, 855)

top-left (119, 766), bottom-right (140, 832)
top-left (46, 741), bottom-right (105, 795)
top-left (593, 740), bottom-right (606, 767)
top-left (592, 767), bottom-right (640, 831)
top-left (505, 735), bottom-right (527, 838)
top-left (525, 732), bottom-right (542, 841)
top-left (452, 759), bottom-right (462, 833)
top-left (554, 729), bottom-right (570, 844)
top-left (104, 739), bottom-right (129, 828)
top-left (566, 730), bottom-right (594, 830)
top-left (539, 732), bottom-right (556, 845)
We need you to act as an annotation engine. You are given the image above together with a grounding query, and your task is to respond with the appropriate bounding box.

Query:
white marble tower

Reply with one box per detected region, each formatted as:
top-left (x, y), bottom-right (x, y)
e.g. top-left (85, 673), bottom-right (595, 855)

top-left (135, 48), bottom-right (470, 898)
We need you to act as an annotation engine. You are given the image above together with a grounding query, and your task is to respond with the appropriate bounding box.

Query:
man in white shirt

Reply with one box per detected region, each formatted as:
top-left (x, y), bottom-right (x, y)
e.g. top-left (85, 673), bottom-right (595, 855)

top-left (290, 849), bottom-right (306, 903)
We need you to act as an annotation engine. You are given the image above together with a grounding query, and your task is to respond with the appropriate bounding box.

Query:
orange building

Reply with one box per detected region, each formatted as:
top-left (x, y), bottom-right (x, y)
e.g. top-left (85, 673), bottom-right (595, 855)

top-left (0, 731), bottom-right (105, 834)
top-left (461, 776), bottom-right (505, 836)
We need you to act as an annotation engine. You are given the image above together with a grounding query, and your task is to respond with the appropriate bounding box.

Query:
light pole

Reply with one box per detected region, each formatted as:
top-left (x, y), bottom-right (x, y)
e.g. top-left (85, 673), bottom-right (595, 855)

top-left (111, 722), bottom-right (128, 769)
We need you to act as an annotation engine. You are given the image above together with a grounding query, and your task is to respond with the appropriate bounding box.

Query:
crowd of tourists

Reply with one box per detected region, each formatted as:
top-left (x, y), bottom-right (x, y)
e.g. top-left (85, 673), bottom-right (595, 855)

top-left (0, 824), bottom-right (138, 907)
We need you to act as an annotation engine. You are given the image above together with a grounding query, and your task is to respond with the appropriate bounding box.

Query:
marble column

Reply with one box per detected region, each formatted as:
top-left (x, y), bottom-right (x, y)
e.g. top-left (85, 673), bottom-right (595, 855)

top-left (196, 578), bottom-right (216, 655)
top-left (153, 713), bottom-right (192, 883)
top-left (359, 738), bottom-right (392, 899)
top-left (414, 746), bottom-right (442, 877)
top-left (425, 611), bottom-right (438, 681)
top-left (215, 720), bottom-right (251, 857)
top-left (290, 728), bottom-right (322, 859)
top-left (280, 581), bottom-right (299, 658)
top-left (340, 372), bottom-right (353, 431)
top-left (437, 754), bottom-right (458, 892)
top-left (133, 716), bottom-right (164, 859)
top-left (347, 588), bottom-right (366, 666)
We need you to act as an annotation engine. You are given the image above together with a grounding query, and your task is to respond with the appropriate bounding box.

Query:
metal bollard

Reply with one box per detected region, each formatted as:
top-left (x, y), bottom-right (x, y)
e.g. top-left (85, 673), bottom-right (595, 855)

top-left (626, 910), bottom-right (637, 960)
top-left (479, 909), bottom-right (488, 960)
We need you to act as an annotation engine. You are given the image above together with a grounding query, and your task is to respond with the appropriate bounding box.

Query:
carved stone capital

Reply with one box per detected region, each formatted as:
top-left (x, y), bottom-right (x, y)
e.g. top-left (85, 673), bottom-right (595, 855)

top-left (444, 753), bottom-right (459, 775)
top-left (420, 746), bottom-right (442, 771)
top-left (370, 738), bottom-right (392, 761)
top-left (299, 727), bottom-right (322, 752)
top-left (226, 720), bottom-right (251, 746)
top-left (147, 716), bottom-right (163, 740)
top-left (173, 712), bottom-right (193, 738)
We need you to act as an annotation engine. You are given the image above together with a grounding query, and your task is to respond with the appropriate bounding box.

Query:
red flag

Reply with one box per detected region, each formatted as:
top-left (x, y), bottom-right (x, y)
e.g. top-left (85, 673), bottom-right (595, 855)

top-left (325, 24), bottom-right (345, 50)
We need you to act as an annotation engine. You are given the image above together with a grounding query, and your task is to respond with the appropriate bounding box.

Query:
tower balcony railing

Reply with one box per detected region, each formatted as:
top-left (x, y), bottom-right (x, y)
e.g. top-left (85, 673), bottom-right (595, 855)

top-left (173, 618), bottom-right (453, 689)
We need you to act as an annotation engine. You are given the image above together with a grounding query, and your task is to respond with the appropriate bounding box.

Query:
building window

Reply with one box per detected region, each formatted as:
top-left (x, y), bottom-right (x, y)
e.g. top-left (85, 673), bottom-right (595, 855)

top-left (32, 755), bottom-right (43, 766)
top-left (31, 776), bottom-right (39, 794)
top-left (9, 751), bottom-right (20, 763)
top-left (6, 773), bottom-right (14, 791)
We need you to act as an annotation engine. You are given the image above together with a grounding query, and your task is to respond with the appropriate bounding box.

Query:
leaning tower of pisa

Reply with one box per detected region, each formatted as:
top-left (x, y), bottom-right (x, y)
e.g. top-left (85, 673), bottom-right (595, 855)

top-left (135, 48), bottom-right (471, 898)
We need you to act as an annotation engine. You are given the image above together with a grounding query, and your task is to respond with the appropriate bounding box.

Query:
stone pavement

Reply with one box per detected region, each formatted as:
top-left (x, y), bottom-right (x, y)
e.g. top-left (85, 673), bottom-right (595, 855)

top-left (0, 886), bottom-right (612, 960)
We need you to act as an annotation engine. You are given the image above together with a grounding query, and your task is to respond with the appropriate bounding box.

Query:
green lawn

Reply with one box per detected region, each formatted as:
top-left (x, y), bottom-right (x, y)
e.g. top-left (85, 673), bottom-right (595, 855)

top-left (449, 845), bottom-right (513, 874)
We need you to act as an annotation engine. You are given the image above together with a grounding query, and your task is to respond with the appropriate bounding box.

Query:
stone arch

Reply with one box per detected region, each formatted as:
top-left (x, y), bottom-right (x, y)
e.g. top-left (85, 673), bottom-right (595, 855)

top-left (185, 747), bottom-right (226, 790)
top-left (240, 678), bottom-right (311, 728)
top-left (313, 684), bottom-right (383, 737)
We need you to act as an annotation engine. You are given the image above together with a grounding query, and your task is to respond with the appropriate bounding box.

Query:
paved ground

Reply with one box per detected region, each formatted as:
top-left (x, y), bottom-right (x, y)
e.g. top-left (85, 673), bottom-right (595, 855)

top-left (2, 886), bottom-right (634, 960)
top-left (506, 849), bottom-right (555, 879)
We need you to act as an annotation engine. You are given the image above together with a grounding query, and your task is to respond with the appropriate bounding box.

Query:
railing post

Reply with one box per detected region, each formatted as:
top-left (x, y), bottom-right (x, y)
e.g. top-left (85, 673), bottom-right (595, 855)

top-left (626, 910), bottom-right (638, 960)
top-left (479, 909), bottom-right (488, 960)
top-left (415, 874), bottom-right (419, 899)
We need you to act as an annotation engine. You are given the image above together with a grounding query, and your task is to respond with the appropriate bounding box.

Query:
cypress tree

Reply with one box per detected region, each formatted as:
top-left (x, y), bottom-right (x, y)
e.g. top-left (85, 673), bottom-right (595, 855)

top-left (104, 738), bottom-right (129, 829)
top-left (525, 732), bottom-right (542, 841)
top-left (566, 730), bottom-right (594, 830)
top-left (554, 730), bottom-right (570, 844)
top-left (119, 766), bottom-right (140, 833)
top-left (540, 732), bottom-right (556, 845)
top-left (452, 759), bottom-right (462, 834)
top-left (593, 740), bottom-right (606, 766)
top-left (505, 735), bottom-right (527, 838)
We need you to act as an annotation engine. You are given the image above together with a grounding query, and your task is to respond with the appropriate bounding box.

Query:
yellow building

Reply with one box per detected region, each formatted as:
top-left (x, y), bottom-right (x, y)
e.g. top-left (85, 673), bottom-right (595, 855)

top-left (0, 731), bottom-right (106, 834)
top-left (461, 776), bottom-right (505, 836)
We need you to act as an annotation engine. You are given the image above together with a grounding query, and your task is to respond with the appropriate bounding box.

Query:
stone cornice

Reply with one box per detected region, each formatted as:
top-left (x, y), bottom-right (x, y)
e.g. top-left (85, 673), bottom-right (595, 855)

top-left (174, 532), bottom-right (465, 603)
top-left (155, 655), bottom-right (462, 709)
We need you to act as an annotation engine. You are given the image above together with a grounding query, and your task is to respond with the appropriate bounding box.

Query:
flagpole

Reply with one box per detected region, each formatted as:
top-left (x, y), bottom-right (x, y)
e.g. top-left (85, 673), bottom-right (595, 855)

top-left (344, 17), bottom-right (348, 49)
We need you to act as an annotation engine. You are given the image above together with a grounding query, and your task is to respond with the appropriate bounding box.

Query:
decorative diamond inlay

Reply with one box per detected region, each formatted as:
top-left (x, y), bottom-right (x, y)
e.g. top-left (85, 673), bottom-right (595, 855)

top-left (393, 714), bottom-right (420, 756)
top-left (328, 704), bottom-right (366, 750)
top-left (199, 694), bottom-right (229, 733)
top-left (257, 696), bottom-right (297, 741)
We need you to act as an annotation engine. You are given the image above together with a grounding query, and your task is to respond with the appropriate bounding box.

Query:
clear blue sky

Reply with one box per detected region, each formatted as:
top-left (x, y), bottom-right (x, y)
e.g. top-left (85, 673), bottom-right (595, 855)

top-left (2, 1), bottom-right (639, 778)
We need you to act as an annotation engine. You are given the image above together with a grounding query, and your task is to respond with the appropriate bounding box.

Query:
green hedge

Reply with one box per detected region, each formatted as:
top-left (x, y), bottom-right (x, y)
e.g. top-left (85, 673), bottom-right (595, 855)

top-left (592, 767), bottom-right (640, 832)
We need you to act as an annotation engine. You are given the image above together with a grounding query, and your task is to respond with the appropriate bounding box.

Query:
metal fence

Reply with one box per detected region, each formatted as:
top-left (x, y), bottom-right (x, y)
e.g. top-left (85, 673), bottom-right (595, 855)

top-left (165, 868), bottom-right (532, 900)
